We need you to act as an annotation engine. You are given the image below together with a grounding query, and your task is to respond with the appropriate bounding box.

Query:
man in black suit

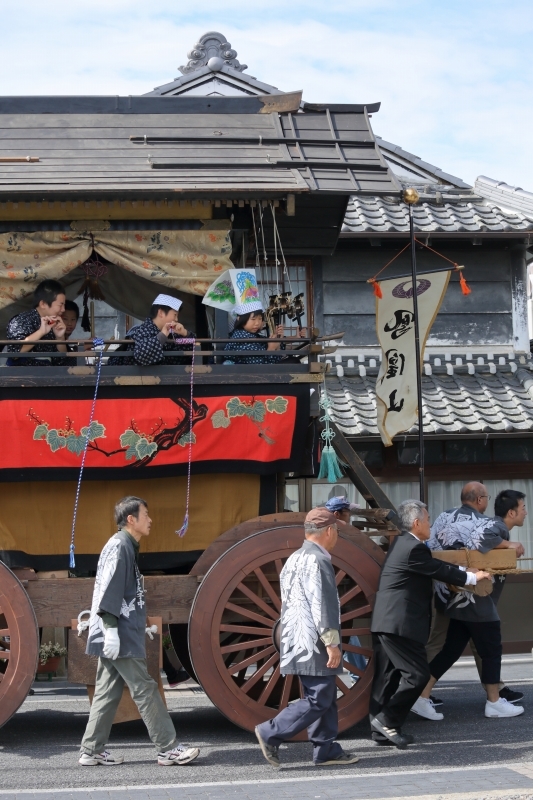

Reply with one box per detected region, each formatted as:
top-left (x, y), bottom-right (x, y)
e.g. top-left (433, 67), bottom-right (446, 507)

top-left (369, 499), bottom-right (490, 748)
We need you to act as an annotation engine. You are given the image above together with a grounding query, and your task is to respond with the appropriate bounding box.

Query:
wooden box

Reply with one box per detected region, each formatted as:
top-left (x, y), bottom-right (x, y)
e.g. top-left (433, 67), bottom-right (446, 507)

top-left (432, 548), bottom-right (516, 571)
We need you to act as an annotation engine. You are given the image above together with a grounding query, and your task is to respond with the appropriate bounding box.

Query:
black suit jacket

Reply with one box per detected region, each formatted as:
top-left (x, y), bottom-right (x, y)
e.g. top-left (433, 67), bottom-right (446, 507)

top-left (371, 531), bottom-right (469, 644)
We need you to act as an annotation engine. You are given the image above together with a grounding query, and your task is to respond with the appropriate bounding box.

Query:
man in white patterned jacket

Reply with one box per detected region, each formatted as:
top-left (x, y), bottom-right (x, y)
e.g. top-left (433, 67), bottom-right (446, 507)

top-left (255, 507), bottom-right (359, 768)
top-left (79, 496), bottom-right (200, 767)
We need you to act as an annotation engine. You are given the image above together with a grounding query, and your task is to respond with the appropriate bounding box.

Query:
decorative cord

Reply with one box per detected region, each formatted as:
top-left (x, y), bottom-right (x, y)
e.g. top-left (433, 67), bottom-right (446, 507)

top-left (69, 337), bottom-right (105, 569)
top-left (174, 335), bottom-right (196, 537)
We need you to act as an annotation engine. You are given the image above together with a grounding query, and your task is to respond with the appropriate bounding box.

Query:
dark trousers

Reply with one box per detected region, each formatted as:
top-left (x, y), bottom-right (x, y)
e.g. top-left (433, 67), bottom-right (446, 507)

top-left (429, 618), bottom-right (502, 685)
top-left (370, 633), bottom-right (430, 729)
top-left (256, 675), bottom-right (341, 764)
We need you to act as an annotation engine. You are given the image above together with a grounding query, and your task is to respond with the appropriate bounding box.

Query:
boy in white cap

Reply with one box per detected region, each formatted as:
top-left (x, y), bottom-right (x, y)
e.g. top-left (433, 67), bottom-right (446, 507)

top-left (109, 294), bottom-right (194, 366)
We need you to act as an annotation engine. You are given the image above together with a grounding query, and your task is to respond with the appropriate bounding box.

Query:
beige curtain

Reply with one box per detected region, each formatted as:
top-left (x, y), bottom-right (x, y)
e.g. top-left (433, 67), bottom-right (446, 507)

top-left (0, 229), bottom-right (233, 311)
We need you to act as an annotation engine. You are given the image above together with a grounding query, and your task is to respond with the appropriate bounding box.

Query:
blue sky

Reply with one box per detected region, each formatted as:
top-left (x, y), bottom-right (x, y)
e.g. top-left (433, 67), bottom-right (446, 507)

top-left (1, 0), bottom-right (532, 189)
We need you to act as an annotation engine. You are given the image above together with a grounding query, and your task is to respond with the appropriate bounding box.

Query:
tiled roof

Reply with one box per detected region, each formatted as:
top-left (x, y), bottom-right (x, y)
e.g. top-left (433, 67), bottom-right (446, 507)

top-left (341, 185), bottom-right (533, 235)
top-left (326, 368), bottom-right (533, 437)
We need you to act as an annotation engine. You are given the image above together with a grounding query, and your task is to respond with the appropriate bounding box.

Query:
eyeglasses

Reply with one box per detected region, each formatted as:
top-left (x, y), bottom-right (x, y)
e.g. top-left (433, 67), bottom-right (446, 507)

top-left (478, 495), bottom-right (491, 500)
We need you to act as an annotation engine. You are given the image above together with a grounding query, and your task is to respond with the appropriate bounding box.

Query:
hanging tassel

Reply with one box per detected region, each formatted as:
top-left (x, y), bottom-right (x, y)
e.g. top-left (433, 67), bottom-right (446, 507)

top-left (176, 513), bottom-right (189, 538)
top-left (318, 386), bottom-right (344, 483)
top-left (69, 542), bottom-right (76, 569)
top-left (318, 445), bottom-right (344, 482)
top-left (369, 279), bottom-right (383, 299)
top-left (81, 286), bottom-right (91, 332)
top-left (459, 272), bottom-right (471, 296)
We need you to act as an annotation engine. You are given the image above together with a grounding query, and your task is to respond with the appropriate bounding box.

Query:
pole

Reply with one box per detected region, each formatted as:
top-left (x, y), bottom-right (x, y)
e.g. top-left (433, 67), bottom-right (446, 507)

top-left (409, 204), bottom-right (425, 503)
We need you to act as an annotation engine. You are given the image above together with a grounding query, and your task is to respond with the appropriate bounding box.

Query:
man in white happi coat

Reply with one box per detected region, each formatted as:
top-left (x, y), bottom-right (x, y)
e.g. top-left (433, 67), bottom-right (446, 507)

top-left (79, 496), bottom-right (200, 767)
top-left (255, 508), bottom-right (359, 768)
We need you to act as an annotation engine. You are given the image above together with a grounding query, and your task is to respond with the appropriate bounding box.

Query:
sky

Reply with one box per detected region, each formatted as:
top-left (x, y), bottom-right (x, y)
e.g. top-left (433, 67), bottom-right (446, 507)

top-left (1, 0), bottom-right (532, 189)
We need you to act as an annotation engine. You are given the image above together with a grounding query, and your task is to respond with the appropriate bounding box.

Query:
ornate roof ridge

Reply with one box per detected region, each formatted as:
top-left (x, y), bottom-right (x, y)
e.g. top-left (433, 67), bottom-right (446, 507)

top-left (179, 31), bottom-right (247, 75)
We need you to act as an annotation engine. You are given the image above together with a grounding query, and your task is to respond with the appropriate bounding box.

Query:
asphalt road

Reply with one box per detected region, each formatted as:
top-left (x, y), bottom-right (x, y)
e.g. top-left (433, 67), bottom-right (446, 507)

top-left (1, 656), bottom-right (532, 793)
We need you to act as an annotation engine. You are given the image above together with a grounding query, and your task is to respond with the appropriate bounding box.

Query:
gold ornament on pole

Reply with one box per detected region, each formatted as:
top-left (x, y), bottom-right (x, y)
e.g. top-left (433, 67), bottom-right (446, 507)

top-left (402, 187), bottom-right (420, 205)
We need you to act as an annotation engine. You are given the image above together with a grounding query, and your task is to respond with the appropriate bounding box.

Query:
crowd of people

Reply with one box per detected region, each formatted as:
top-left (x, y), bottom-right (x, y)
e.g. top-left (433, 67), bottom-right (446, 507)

top-left (75, 483), bottom-right (527, 769)
top-left (5, 278), bottom-right (299, 368)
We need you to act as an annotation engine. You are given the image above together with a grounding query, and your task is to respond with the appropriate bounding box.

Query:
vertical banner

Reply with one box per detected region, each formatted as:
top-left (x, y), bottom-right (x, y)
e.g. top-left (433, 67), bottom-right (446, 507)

top-left (375, 271), bottom-right (450, 446)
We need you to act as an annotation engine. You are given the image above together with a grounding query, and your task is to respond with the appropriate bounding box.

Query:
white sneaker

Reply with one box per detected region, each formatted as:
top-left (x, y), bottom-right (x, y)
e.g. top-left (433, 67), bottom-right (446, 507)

top-left (158, 743), bottom-right (200, 766)
top-left (485, 697), bottom-right (524, 718)
top-left (411, 697), bottom-right (444, 721)
top-left (78, 750), bottom-right (124, 766)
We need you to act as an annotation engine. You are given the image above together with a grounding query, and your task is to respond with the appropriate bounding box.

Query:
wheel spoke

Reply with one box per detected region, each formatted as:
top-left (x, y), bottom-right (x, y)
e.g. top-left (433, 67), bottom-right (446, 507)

top-left (274, 559), bottom-right (284, 577)
top-left (220, 624), bottom-right (272, 635)
top-left (339, 585), bottom-right (363, 606)
top-left (335, 569), bottom-right (346, 586)
top-left (241, 653), bottom-right (279, 695)
top-left (253, 567), bottom-right (281, 613)
top-left (236, 582), bottom-right (279, 621)
top-left (342, 660), bottom-right (365, 677)
top-left (279, 674), bottom-right (294, 710)
top-left (225, 602), bottom-right (274, 628)
top-left (341, 605), bottom-right (372, 623)
top-left (0, 651), bottom-right (10, 660)
top-left (0, 629), bottom-right (9, 637)
top-left (335, 677), bottom-right (350, 696)
top-left (342, 643), bottom-right (373, 657)
top-left (342, 626), bottom-right (371, 637)
top-left (258, 665), bottom-right (281, 705)
top-left (220, 637), bottom-right (272, 654)
top-left (228, 645), bottom-right (276, 675)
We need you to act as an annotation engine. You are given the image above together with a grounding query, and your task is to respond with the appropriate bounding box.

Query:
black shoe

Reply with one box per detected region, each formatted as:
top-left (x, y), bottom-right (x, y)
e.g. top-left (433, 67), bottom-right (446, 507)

top-left (371, 730), bottom-right (414, 746)
top-left (371, 719), bottom-right (412, 749)
top-left (316, 750), bottom-right (360, 766)
top-left (499, 687), bottom-right (524, 704)
top-left (429, 695), bottom-right (443, 707)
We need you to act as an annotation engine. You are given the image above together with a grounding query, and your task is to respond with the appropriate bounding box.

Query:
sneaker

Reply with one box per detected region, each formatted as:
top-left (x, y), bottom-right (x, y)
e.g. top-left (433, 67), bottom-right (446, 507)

top-left (485, 698), bottom-right (524, 718)
top-left (255, 726), bottom-right (280, 768)
top-left (429, 695), bottom-right (443, 707)
top-left (499, 687), bottom-right (524, 704)
top-left (316, 750), bottom-right (359, 766)
top-left (372, 730), bottom-right (414, 746)
top-left (79, 750), bottom-right (124, 766)
top-left (157, 744), bottom-right (200, 766)
top-left (370, 719), bottom-right (411, 749)
top-left (411, 697), bottom-right (444, 721)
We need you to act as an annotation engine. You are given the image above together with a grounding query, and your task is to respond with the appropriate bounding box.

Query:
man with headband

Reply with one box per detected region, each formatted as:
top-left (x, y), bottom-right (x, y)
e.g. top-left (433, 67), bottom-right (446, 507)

top-left (109, 294), bottom-right (194, 367)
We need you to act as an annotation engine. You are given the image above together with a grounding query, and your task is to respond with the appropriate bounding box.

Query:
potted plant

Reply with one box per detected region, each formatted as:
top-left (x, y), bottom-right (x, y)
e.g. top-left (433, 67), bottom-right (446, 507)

top-left (36, 641), bottom-right (67, 680)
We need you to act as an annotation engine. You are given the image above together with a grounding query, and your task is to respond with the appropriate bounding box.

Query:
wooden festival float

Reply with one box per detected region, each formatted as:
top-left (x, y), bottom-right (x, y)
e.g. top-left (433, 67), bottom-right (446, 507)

top-left (0, 86), bottom-right (412, 732)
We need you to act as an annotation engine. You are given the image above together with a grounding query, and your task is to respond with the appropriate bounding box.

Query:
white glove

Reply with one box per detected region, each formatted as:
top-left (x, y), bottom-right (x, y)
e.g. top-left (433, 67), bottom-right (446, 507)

top-left (103, 628), bottom-right (120, 660)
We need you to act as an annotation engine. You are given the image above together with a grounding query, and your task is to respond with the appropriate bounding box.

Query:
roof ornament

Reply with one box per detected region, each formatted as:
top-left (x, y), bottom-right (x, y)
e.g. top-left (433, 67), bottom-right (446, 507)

top-left (179, 31), bottom-right (248, 75)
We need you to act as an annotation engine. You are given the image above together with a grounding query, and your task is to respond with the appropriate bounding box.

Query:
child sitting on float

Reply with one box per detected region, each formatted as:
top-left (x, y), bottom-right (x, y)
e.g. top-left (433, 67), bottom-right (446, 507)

top-left (223, 302), bottom-right (285, 365)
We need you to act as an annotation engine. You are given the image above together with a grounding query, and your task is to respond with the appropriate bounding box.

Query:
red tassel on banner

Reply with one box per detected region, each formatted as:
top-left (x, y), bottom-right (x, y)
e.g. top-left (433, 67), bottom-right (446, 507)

top-left (370, 279), bottom-right (383, 299)
top-left (459, 272), bottom-right (471, 296)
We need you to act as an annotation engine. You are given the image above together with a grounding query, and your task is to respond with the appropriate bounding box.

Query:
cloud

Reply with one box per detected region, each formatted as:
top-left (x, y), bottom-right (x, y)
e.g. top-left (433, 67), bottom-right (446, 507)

top-left (0, 2), bottom-right (531, 188)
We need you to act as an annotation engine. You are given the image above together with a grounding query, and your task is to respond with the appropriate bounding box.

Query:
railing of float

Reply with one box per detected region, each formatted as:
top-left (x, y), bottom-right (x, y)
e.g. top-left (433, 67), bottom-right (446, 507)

top-left (0, 335), bottom-right (332, 363)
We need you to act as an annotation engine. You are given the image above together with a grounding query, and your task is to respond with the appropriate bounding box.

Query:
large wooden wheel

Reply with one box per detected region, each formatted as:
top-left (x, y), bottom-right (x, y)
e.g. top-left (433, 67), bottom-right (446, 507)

top-left (0, 562), bottom-right (39, 728)
top-left (189, 523), bottom-right (382, 735)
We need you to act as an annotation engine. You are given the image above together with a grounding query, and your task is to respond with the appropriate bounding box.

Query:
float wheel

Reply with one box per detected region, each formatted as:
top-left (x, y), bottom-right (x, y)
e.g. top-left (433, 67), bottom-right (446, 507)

top-left (188, 523), bottom-right (381, 735)
top-left (0, 563), bottom-right (39, 728)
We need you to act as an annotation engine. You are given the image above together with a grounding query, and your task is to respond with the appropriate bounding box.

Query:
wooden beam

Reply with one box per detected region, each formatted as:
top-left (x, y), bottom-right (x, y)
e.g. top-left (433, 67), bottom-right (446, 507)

top-left (321, 420), bottom-right (400, 526)
top-left (26, 575), bottom-right (198, 627)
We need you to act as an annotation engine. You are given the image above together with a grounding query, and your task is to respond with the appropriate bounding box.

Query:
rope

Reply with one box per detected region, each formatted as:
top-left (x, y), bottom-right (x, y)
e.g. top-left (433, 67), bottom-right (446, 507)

top-left (269, 202), bottom-right (281, 296)
top-left (69, 337), bottom-right (105, 569)
top-left (270, 202), bottom-right (293, 295)
top-left (174, 336), bottom-right (196, 537)
top-left (369, 237), bottom-right (460, 283)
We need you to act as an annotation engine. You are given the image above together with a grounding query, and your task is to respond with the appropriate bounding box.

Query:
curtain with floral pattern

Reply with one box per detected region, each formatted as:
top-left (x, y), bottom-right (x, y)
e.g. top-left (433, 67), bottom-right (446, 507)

top-left (0, 229), bottom-right (232, 310)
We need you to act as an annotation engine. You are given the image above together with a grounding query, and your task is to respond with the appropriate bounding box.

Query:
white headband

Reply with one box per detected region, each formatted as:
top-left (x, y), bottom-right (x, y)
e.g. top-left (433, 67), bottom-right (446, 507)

top-left (153, 293), bottom-right (182, 312)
